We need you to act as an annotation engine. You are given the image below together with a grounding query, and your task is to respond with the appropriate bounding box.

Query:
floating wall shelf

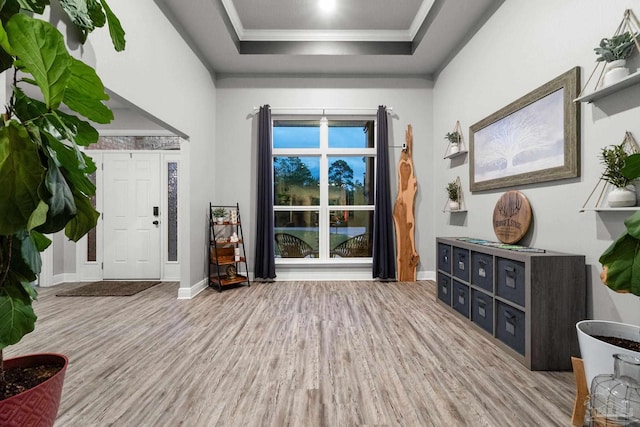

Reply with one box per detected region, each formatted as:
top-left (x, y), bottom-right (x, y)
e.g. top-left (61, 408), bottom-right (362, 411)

top-left (574, 70), bottom-right (640, 103)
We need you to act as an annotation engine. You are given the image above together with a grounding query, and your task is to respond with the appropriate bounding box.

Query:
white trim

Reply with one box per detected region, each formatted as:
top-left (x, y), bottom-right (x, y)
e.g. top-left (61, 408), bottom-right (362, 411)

top-left (241, 29), bottom-right (413, 42)
top-left (95, 129), bottom-right (178, 137)
top-left (417, 270), bottom-right (436, 281)
top-left (53, 273), bottom-right (77, 285)
top-left (408, 0), bottom-right (436, 39)
top-left (178, 278), bottom-right (208, 299)
top-left (274, 265), bottom-right (374, 281)
top-left (38, 239), bottom-right (54, 287)
top-left (222, 0), bottom-right (435, 42)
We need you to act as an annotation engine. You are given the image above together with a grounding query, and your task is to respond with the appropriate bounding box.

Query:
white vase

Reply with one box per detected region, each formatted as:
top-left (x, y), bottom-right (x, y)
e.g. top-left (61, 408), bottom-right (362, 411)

top-left (576, 320), bottom-right (640, 392)
top-left (608, 185), bottom-right (636, 207)
top-left (449, 143), bottom-right (459, 155)
top-left (602, 59), bottom-right (629, 87)
top-left (448, 200), bottom-right (460, 211)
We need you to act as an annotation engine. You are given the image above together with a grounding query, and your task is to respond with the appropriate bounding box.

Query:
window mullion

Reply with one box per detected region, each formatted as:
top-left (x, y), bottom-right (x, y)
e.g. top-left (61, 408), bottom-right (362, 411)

top-left (319, 118), bottom-right (329, 259)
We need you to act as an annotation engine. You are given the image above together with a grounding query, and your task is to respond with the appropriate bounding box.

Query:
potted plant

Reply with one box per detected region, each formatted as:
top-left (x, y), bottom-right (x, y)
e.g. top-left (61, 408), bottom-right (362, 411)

top-left (577, 152), bottom-right (640, 393)
top-left (213, 207), bottom-right (227, 224)
top-left (600, 143), bottom-right (636, 207)
top-left (0, 1), bottom-right (125, 425)
top-left (446, 181), bottom-right (460, 211)
top-left (594, 31), bottom-right (638, 87)
top-left (445, 131), bottom-right (461, 154)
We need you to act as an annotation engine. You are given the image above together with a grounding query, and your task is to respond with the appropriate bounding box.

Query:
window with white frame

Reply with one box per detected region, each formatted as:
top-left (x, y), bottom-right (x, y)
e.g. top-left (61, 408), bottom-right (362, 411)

top-left (273, 117), bottom-right (375, 260)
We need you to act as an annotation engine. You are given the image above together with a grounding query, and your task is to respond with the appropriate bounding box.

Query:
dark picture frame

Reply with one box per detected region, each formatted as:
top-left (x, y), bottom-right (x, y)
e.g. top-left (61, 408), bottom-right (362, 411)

top-left (469, 67), bottom-right (580, 192)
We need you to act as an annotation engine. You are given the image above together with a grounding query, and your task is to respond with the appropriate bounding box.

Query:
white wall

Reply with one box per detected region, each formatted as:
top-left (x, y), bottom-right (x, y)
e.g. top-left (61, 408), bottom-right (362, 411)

top-left (434, 0), bottom-right (640, 324)
top-left (215, 77), bottom-right (433, 279)
top-left (78, 0), bottom-right (217, 295)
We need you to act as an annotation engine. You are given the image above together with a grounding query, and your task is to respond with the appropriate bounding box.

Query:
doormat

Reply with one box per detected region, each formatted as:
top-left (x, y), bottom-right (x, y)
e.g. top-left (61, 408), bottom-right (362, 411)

top-left (56, 281), bottom-right (162, 297)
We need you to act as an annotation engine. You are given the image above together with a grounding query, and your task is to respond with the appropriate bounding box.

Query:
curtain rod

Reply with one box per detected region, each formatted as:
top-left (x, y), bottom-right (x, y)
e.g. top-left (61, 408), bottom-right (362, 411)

top-left (251, 106), bottom-right (393, 113)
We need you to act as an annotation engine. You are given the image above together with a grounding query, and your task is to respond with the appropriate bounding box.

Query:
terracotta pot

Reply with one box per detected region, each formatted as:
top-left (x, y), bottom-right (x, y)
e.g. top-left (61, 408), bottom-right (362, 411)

top-left (0, 353), bottom-right (68, 427)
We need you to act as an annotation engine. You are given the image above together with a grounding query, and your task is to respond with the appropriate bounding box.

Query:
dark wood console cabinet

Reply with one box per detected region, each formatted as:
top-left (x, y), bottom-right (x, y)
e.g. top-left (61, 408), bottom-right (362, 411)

top-left (436, 237), bottom-right (585, 370)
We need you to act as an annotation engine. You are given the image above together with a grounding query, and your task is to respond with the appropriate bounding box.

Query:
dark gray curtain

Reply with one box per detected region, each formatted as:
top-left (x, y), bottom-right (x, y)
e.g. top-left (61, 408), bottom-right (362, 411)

top-left (372, 105), bottom-right (396, 280)
top-left (254, 105), bottom-right (276, 280)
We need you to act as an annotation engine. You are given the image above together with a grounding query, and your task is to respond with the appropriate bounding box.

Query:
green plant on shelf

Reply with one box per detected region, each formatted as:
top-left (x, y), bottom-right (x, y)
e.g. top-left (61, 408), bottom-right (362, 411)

top-left (594, 31), bottom-right (638, 62)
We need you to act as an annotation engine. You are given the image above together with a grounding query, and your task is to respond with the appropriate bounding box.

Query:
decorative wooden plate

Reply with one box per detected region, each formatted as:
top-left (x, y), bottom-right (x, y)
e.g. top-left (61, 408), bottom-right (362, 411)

top-left (492, 191), bottom-right (532, 244)
top-left (225, 264), bottom-right (237, 279)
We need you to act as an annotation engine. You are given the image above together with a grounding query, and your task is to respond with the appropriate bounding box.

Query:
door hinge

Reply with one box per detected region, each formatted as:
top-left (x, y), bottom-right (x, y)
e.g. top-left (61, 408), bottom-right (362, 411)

top-left (101, 262), bottom-right (103, 270)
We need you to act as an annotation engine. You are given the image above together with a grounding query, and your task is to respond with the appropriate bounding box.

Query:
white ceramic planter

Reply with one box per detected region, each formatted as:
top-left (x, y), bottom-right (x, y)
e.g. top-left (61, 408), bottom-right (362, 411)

top-left (576, 320), bottom-right (640, 391)
top-left (608, 185), bottom-right (636, 207)
top-left (449, 143), bottom-right (459, 155)
top-left (602, 59), bottom-right (629, 87)
top-left (448, 200), bottom-right (460, 211)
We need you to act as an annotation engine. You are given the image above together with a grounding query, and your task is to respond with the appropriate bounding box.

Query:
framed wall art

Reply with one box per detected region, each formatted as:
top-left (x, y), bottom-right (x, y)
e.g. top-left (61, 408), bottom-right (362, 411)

top-left (469, 67), bottom-right (580, 192)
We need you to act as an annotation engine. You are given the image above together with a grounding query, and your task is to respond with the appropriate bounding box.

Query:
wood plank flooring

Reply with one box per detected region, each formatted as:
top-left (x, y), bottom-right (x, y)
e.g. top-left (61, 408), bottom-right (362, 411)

top-left (5, 281), bottom-right (577, 426)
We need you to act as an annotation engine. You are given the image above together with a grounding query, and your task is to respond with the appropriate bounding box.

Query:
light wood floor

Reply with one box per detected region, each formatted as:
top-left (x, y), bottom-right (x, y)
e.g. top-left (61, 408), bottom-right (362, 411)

top-left (6, 281), bottom-right (577, 426)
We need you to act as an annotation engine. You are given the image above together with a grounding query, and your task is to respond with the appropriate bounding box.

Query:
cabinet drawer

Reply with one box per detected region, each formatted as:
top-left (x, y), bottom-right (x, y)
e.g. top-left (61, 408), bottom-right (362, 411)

top-left (453, 247), bottom-right (470, 282)
top-left (471, 251), bottom-right (493, 292)
top-left (471, 289), bottom-right (494, 334)
top-left (437, 243), bottom-right (452, 273)
top-left (496, 258), bottom-right (525, 306)
top-left (496, 301), bottom-right (525, 355)
top-left (437, 273), bottom-right (452, 306)
top-left (452, 280), bottom-right (470, 318)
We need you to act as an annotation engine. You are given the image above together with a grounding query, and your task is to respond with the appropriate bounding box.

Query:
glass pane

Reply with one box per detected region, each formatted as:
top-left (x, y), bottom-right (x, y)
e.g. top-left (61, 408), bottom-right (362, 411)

top-left (273, 121), bottom-right (320, 149)
top-left (328, 120), bottom-right (374, 148)
top-left (328, 156), bottom-right (374, 206)
top-left (87, 172), bottom-right (97, 262)
top-left (274, 156), bottom-right (320, 206)
top-left (274, 210), bottom-right (319, 258)
top-left (329, 210), bottom-right (374, 258)
top-left (167, 162), bottom-right (178, 262)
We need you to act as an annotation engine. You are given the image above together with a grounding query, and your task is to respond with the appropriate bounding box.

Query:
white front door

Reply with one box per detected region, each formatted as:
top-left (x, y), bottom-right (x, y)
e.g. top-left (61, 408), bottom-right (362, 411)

top-left (103, 153), bottom-right (161, 279)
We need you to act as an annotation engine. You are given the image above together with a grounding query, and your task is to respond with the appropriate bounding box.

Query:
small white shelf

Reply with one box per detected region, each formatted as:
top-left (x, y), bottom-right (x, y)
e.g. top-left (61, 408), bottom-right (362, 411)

top-left (442, 209), bottom-right (468, 213)
top-left (574, 70), bottom-right (640, 103)
top-left (444, 150), bottom-right (468, 160)
top-left (580, 207), bottom-right (640, 212)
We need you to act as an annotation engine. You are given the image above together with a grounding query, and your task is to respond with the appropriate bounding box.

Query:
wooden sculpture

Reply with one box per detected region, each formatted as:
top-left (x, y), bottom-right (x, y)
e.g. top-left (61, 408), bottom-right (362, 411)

top-left (393, 125), bottom-right (420, 281)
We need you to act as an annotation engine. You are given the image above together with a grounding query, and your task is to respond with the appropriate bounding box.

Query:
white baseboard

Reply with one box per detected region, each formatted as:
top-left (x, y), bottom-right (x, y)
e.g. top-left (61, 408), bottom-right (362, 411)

top-left (417, 270), bottom-right (436, 281)
top-left (45, 273), bottom-right (77, 287)
top-left (177, 278), bottom-right (208, 299)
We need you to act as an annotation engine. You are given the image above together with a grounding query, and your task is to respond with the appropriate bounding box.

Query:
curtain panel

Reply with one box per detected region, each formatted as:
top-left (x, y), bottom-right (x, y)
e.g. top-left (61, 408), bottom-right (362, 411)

top-left (372, 106), bottom-right (396, 280)
top-left (254, 105), bottom-right (276, 280)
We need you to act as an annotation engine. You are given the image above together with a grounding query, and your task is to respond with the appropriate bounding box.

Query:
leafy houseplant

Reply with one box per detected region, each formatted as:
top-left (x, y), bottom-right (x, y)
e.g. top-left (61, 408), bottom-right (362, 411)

top-left (446, 181), bottom-right (460, 202)
top-left (578, 150), bottom-right (640, 398)
top-left (445, 131), bottom-right (461, 155)
top-left (600, 143), bottom-right (632, 188)
top-left (213, 207), bottom-right (226, 223)
top-left (595, 31), bottom-right (638, 87)
top-left (600, 143), bottom-right (636, 207)
top-left (445, 131), bottom-right (461, 144)
top-left (594, 31), bottom-right (638, 62)
top-left (446, 181), bottom-right (460, 211)
top-left (0, 0), bottom-right (125, 406)
top-left (599, 152), bottom-right (640, 296)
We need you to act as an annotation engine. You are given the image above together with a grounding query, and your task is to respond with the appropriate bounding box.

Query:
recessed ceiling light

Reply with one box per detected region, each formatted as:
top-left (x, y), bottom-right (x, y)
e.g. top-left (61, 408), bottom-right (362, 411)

top-left (318, 0), bottom-right (336, 13)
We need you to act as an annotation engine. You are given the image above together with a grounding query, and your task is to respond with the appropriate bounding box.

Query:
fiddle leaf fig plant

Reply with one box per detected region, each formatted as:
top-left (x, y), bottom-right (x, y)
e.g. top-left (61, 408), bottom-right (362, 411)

top-left (599, 152), bottom-right (640, 296)
top-left (0, 0), bottom-right (125, 379)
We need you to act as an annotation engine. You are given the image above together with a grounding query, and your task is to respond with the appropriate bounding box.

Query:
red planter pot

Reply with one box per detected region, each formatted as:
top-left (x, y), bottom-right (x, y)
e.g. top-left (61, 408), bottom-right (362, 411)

top-left (0, 353), bottom-right (68, 427)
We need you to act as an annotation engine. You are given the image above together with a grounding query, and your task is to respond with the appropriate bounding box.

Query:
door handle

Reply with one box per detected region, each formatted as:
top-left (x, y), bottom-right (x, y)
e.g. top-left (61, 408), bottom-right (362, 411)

top-left (153, 220), bottom-right (159, 225)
